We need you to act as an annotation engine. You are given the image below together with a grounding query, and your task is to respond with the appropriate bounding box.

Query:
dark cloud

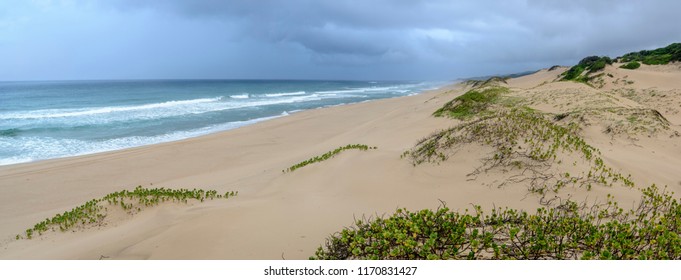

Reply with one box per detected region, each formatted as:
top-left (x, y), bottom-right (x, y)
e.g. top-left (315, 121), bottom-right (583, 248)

top-left (1, 0), bottom-right (680, 81)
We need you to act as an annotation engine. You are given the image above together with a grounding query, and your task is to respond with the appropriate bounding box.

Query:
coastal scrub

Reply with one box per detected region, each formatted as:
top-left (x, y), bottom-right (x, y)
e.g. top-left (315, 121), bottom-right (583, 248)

top-left (312, 185), bottom-right (681, 260)
top-left (561, 56), bottom-right (613, 83)
top-left (620, 61), bottom-right (641, 70)
top-left (619, 43), bottom-right (681, 65)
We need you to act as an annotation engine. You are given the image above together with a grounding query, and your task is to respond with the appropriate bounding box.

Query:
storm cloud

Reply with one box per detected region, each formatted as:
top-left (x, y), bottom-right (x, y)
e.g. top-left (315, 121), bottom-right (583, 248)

top-left (1, 0), bottom-right (680, 81)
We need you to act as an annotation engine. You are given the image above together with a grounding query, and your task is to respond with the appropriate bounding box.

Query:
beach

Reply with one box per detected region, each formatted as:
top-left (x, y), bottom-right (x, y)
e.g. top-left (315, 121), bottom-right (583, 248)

top-left (1, 63), bottom-right (681, 259)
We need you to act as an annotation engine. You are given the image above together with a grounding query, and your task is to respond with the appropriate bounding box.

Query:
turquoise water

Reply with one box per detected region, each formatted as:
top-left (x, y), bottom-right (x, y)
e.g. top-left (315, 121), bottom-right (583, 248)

top-left (0, 79), bottom-right (443, 165)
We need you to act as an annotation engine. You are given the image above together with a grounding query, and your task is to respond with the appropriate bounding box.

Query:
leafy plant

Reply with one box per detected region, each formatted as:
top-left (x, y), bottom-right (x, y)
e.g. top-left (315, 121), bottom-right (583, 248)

top-left (283, 144), bottom-right (376, 173)
top-left (312, 185), bottom-right (681, 260)
top-left (18, 186), bottom-right (237, 239)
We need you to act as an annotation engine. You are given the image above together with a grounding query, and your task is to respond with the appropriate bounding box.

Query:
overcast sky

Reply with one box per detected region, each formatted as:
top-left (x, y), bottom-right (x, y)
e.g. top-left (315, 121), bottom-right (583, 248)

top-left (1, 0), bottom-right (679, 81)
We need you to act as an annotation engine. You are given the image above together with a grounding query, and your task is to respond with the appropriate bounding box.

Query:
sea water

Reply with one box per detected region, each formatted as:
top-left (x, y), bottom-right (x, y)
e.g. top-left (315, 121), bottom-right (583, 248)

top-left (0, 79), bottom-right (443, 165)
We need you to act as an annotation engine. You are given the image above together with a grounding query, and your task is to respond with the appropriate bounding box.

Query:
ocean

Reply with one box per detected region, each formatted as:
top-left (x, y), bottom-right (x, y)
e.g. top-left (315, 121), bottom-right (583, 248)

top-left (0, 79), bottom-right (443, 166)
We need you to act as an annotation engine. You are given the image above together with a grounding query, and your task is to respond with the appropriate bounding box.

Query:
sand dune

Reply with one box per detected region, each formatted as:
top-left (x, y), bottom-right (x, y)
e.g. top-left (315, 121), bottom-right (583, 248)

top-left (1, 65), bottom-right (681, 259)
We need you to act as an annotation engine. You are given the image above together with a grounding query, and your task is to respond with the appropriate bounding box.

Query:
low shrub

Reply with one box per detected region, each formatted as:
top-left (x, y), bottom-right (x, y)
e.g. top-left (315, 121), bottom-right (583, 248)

top-left (561, 56), bottom-right (613, 83)
top-left (312, 185), bottom-right (681, 260)
top-left (620, 61), bottom-right (641, 69)
top-left (620, 43), bottom-right (681, 65)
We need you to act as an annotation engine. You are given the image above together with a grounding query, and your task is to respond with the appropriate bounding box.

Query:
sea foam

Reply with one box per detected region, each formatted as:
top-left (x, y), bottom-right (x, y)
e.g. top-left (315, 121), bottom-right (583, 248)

top-left (264, 91), bottom-right (306, 97)
top-left (0, 80), bottom-right (444, 166)
top-left (0, 114), bottom-right (285, 165)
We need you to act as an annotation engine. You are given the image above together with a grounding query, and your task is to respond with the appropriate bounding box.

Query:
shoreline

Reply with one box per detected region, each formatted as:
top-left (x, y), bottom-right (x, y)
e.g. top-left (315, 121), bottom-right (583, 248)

top-left (1, 83), bottom-right (474, 259)
top-left (0, 84), bottom-right (449, 168)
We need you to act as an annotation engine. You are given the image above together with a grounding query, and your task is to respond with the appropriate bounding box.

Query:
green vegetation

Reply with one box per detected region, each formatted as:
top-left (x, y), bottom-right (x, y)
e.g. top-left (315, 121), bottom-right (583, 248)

top-left (19, 186), bottom-right (237, 239)
top-left (313, 50), bottom-right (681, 260)
top-left (619, 61), bottom-right (641, 70)
top-left (326, 51), bottom-right (681, 260)
top-left (561, 56), bottom-right (613, 83)
top-left (312, 185), bottom-right (681, 260)
top-left (433, 87), bottom-right (508, 119)
top-left (283, 144), bottom-right (376, 173)
top-left (461, 76), bottom-right (508, 88)
top-left (425, 83), bottom-right (635, 195)
top-left (322, 108), bottom-right (677, 259)
top-left (560, 43), bottom-right (680, 82)
top-left (620, 43), bottom-right (681, 65)
top-left (643, 55), bottom-right (673, 65)
top-left (411, 108), bottom-right (633, 195)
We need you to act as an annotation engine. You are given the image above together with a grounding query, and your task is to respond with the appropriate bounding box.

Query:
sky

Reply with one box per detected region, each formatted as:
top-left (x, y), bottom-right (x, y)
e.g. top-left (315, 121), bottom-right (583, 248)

top-left (1, 0), bottom-right (680, 81)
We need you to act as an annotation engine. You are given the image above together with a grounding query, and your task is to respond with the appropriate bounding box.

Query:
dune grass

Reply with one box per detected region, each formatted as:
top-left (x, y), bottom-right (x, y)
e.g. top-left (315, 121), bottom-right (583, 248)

top-left (412, 107), bottom-right (634, 195)
top-left (433, 86), bottom-right (508, 119)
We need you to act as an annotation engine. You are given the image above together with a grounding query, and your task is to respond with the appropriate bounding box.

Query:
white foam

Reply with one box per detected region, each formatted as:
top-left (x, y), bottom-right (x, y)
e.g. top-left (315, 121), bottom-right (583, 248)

top-left (0, 97), bottom-right (224, 120)
top-left (0, 94), bottom-right (349, 128)
top-left (0, 156), bottom-right (34, 166)
top-left (0, 114), bottom-right (285, 166)
top-left (264, 91), bottom-right (306, 97)
top-left (0, 81), bottom-right (444, 166)
top-left (315, 86), bottom-right (402, 95)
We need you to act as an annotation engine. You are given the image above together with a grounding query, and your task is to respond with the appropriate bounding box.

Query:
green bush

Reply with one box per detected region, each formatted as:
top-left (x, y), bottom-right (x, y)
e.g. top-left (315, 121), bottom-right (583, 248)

top-left (620, 61), bottom-right (641, 70)
top-left (642, 54), bottom-right (672, 65)
top-left (561, 56), bottom-right (612, 83)
top-left (312, 185), bottom-right (681, 260)
top-left (578, 56), bottom-right (602, 66)
top-left (589, 60), bottom-right (606, 72)
top-left (620, 43), bottom-right (681, 65)
top-left (561, 65), bottom-right (585, 81)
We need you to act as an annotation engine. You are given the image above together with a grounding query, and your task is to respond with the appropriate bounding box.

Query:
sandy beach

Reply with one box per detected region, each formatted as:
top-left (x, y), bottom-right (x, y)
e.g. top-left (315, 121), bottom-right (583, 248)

top-left (1, 63), bottom-right (680, 259)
